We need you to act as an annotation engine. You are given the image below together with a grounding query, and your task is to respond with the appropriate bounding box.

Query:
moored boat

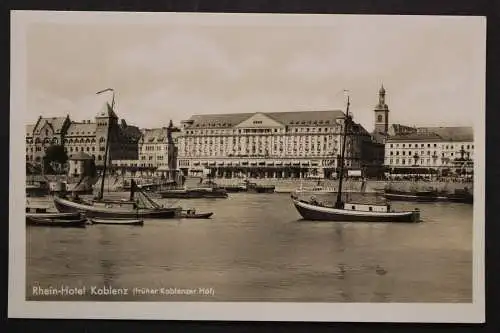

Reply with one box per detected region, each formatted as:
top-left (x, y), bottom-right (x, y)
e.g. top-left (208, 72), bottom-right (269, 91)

top-left (26, 216), bottom-right (88, 227)
top-left (158, 187), bottom-right (228, 199)
top-left (383, 189), bottom-right (440, 202)
top-left (53, 194), bottom-right (179, 219)
top-left (292, 197), bottom-right (420, 222)
top-left (291, 93), bottom-right (421, 223)
top-left (178, 209), bottom-right (213, 219)
top-left (89, 217), bottom-right (144, 225)
top-left (244, 180), bottom-right (275, 193)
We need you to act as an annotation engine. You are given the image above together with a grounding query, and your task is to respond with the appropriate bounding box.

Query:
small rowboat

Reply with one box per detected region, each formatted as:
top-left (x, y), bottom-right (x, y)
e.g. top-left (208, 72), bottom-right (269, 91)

top-left (26, 216), bottom-right (88, 227)
top-left (89, 218), bottom-right (144, 226)
top-left (26, 212), bottom-right (82, 221)
top-left (179, 209), bottom-right (213, 219)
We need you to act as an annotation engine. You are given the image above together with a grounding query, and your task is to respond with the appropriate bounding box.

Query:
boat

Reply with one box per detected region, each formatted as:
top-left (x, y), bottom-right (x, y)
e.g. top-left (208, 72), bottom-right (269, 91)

top-left (220, 184), bottom-right (248, 192)
top-left (291, 93), bottom-right (421, 223)
top-left (383, 188), bottom-right (441, 202)
top-left (158, 187), bottom-right (228, 199)
top-left (26, 216), bottom-right (88, 227)
top-left (53, 191), bottom-right (179, 219)
top-left (178, 209), bottom-right (213, 219)
top-left (89, 217), bottom-right (144, 226)
top-left (53, 90), bottom-right (181, 219)
top-left (26, 181), bottom-right (49, 197)
top-left (243, 180), bottom-right (275, 193)
top-left (446, 188), bottom-right (473, 204)
top-left (54, 179), bottom-right (181, 219)
top-left (157, 180), bottom-right (228, 199)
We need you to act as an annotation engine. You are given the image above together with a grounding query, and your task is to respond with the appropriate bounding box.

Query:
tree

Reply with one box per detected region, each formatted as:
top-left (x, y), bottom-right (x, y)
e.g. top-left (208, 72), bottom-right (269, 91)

top-left (43, 145), bottom-right (68, 174)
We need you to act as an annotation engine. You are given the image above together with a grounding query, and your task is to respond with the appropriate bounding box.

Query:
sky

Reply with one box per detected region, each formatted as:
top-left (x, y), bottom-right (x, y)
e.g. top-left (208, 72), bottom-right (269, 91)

top-left (24, 13), bottom-right (485, 132)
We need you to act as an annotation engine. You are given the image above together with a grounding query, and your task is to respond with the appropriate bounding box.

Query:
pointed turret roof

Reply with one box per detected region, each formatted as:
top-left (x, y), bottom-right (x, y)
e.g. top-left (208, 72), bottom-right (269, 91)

top-left (379, 84), bottom-right (385, 94)
top-left (96, 102), bottom-right (118, 119)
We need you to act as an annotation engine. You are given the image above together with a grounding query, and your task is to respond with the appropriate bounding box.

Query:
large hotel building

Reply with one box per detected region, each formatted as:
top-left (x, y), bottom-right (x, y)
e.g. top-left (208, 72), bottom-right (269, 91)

top-left (176, 110), bottom-right (380, 178)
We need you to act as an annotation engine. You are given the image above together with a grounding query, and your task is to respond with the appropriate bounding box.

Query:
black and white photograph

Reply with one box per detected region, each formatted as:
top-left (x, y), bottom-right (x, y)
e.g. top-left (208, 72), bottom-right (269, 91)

top-left (9, 11), bottom-right (485, 322)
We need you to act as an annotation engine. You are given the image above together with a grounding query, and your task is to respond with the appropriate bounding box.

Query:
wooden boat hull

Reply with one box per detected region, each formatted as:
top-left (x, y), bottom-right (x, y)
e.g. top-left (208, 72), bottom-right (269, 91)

top-left (89, 218), bottom-right (144, 225)
top-left (158, 190), bottom-right (228, 199)
top-left (247, 186), bottom-right (275, 193)
top-left (53, 195), bottom-right (178, 219)
top-left (292, 199), bottom-right (420, 223)
top-left (26, 212), bottom-right (82, 222)
top-left (179, 212), bottom-right (213, 219)
top-left (27, 217), bottom-right (88, 227)
top-left (384, 192), bottom-right (439, 202)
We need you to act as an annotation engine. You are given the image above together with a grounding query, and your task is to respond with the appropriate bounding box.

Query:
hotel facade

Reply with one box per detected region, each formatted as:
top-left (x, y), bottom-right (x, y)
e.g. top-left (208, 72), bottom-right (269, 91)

top-left (176, 110), bottom-right (379, 179)
top-left (384, 125), bottom-right (474, 176)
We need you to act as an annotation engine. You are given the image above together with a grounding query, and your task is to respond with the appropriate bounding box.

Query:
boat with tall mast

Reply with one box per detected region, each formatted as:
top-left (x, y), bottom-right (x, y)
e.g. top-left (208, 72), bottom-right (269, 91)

top-left (53, 89), bottom-right (180, 219)
top-left (291, 92), bottom-right (421, 223)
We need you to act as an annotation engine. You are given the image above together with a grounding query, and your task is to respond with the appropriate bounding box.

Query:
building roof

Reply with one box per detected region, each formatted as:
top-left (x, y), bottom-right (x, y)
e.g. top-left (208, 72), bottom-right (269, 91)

top-left (96, 102), bottom-right (118, 119)
top-left (33, 116), bottom-right (69, 135)
top-left (141, 127), bottom-right (168, 143)
top-left (121, 125), bottom-right (142, 141)
top-left (66, 122), bottom-right (96, 136)
top-left (69, 152), bottom-right (93, 160)
top-left (26, 124), bottom-right (35, 136)
top-left (184, 110), bottom-right (345, 128)
top-left (387, 126), bottom-right (473, 142)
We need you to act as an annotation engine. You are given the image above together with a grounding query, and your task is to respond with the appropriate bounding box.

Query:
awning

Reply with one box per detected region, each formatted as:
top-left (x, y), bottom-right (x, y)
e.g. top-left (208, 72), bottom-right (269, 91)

top-left (301, 162), bottom-right (310, 166)
top-left (275, 161), bottom-right (283, 165)
top-left (193, 162), bottom-right (200, 166)
top-left (226, 162), bottom-right (233, 166)
top-left (250, 162), bottom-right (257, 165)
top-left (266, 162), bottom-right (274, 166)
top-left (258, 162), bottom-right (265, 166)
top-left (209, 162), bottom-right (216, 166)
top-left (284, 162), bottom-right (291, 166)
top-left (217, 161), bottom-right (224, 165)
top-left (201, 162), bottom-right (208, 165)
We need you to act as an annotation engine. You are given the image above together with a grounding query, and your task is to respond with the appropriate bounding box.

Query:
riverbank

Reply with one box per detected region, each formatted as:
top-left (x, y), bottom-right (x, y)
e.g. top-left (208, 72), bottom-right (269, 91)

top-left (28, 173), bottom-right (473, 194)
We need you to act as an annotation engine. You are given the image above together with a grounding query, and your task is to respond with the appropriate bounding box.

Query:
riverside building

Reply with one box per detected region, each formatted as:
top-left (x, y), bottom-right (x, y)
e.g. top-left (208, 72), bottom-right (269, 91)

top-left (176, 110), bottom-right (378, 179)
top-left (112, 121), bottom-right (181, 178)
top-left (384, 126), bottom-right (474, 177)
top-left (26, 103), bottom-right (142, 168)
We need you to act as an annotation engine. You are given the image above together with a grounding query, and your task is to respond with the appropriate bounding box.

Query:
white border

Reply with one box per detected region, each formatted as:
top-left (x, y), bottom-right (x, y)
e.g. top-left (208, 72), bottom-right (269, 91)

top-left (9, 11), bottom-right (486, 323)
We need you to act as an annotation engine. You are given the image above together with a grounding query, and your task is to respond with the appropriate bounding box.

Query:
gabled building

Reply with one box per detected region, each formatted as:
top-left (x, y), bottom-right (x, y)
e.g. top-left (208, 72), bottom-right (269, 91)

top-left (26, 103), bottom-right (141, 169)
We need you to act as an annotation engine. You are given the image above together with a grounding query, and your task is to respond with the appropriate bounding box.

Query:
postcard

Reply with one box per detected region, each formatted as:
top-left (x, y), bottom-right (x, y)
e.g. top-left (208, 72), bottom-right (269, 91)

top-left (10, 11), bottom-right (485, 322)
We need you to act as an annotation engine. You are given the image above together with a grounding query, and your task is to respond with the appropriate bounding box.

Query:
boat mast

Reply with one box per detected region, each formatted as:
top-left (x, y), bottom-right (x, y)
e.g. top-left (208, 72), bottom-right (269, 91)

top-left (334, 93), bottom-right (350, 209)
top-left (96, 88), bottom-right (115, 200)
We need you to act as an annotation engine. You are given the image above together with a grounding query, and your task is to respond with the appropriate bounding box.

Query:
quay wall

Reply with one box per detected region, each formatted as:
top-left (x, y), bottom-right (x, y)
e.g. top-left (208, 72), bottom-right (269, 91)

top-left (94, 176), bottom-right (472, 193)
top-left (31, 173), bottom-right (472, 194)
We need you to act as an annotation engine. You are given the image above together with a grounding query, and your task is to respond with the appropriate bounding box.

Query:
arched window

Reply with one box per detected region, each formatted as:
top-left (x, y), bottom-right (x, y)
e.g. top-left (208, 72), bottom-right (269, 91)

top-left (97, 155), bottom-right (102, 160)
top-left (377, 115), bottom-right (383, 122)
top-left (35, 138), bottom-right (41, 144)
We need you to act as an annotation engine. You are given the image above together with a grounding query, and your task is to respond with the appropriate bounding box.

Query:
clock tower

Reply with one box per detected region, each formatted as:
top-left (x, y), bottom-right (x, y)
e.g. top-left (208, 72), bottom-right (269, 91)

top-left (374, 84), bottom-right (389, 135)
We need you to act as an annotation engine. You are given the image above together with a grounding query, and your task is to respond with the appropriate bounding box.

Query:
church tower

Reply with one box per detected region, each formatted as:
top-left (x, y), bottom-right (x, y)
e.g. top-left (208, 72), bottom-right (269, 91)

top-left (374, 84), bottom-right (389, 135)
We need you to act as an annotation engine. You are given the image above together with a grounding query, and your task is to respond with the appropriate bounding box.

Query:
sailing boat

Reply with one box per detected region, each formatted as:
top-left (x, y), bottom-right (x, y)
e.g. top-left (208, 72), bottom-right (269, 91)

top-left (53, 89), bottom-right (180, 219)
top-left (291, 94), bottom-right (421, 223)
top-left (53, 179), bottom-right (181, 218)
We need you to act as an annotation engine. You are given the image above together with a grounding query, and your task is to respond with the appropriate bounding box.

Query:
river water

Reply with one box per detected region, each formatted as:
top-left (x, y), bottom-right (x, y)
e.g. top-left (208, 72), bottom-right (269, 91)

top-left (26, 192), bottom-right (472, 302)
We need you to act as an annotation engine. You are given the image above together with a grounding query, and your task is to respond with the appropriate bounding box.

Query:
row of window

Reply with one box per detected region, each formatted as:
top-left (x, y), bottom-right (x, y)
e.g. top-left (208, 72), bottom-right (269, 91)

top-left (388, 143), bottom-right (474, 150)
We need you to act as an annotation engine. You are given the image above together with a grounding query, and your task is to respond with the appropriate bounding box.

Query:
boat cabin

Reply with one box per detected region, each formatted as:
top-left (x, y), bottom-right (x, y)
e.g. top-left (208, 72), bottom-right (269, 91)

top-left (345, 202), bottom-right (391, 213)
